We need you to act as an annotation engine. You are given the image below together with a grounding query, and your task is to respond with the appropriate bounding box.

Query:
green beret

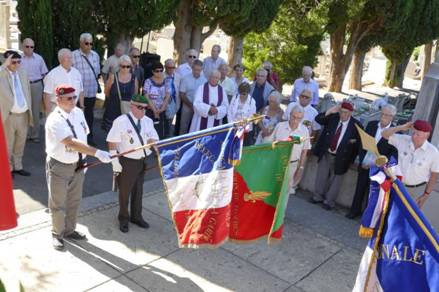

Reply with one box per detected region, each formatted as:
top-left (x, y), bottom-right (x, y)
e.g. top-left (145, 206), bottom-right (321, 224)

top-left (131, 94), bottom-right (149, 105)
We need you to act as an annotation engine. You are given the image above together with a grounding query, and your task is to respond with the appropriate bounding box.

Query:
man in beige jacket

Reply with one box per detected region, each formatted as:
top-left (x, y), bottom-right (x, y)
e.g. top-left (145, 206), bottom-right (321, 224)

top-left (0, 50), bottom-right (33, 177)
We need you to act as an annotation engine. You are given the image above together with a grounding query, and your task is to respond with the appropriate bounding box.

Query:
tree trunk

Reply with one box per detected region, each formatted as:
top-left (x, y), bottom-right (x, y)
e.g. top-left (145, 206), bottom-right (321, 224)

top-left (384, 56), bottom-right (410, 88)
top-left (328, 25), bottom-right (348, 92)
top-left (421, 41), bottom-right (433, 78)
top-left (349, 47), bottom-right (367, 90)
top-left (228, 36), bottom-right (244, 66)
top-left (173, 0), bottom-right (192, 64)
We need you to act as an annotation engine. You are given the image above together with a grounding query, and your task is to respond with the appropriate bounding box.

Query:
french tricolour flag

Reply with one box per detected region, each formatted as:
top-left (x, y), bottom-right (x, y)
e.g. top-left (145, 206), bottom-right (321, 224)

top-left (157, 125), bottom-right (242, 248)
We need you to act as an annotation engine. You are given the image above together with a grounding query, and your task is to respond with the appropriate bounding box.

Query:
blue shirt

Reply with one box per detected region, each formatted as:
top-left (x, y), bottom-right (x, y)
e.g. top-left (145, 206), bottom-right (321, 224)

top-left (290, 78), bottom-right (319, 105)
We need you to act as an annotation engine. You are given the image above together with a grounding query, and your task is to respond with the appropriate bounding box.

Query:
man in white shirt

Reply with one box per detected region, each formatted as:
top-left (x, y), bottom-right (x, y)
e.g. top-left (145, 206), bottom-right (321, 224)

top-left (291, 66), bottom-right (319, 105)
top-left (283, 89), bottom-right (320, 136)
top-left (189, 70), bottom-right (229, 132)
top-left (0, 51), bottom-right (33, 177)
top-left (102, 43), bottom-right (125, 82)
top-left (203, 44), bottom-right (226, 78)
top-left (272, 105), bottom-right (311, 194)
top-left (218, 63), bottom-right (236, 102)
top-left (176, 49), bottom-right (199, 78)
top-left (45, 85), bottom-right (111, 250)
top-left (107, 94), bottom-right (159, 233)
top-left (44, 48), bottom-right (84, 113)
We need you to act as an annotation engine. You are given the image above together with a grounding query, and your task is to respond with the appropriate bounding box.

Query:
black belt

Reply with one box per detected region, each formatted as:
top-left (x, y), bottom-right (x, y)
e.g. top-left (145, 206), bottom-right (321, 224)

top-left (405, 182), bottom-right (427, 188)
top-left (30, 79), bottom-right (42, 84)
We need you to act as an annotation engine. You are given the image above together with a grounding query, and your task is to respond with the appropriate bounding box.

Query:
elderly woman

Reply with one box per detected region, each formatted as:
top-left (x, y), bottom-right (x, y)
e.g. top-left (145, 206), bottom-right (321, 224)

top-left (227, 83), bottom-right (256, 146)
top-left (102, 55), bottom-right (138, 131)
top-left (255, 91), bottom-right (284, 144)
top-left (231, 64), bottom-right (249, 95)
top-left (143, 61), bottom-right (171, 139)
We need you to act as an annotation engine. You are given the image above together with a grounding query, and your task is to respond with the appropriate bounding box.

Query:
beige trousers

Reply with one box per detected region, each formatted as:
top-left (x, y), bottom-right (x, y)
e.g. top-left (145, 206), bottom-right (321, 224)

top-left (3, 112), bottom-right (29, 170)
top-left (46, 157), bottom-right (85, 238)
top-left (29, 81), bottom-right (43, 139)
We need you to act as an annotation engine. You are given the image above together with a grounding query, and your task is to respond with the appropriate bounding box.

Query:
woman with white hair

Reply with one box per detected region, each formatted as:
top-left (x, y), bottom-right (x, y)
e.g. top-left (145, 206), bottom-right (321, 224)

top-left (255, 90), bottom-right (284, 144)
top-left (102, 55), bottom-right (138, 131)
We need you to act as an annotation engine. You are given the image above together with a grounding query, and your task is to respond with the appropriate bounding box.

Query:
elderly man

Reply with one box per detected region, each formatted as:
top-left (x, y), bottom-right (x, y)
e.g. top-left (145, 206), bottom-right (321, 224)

top-left (250, 68), bottom-right (275, 113)
top-left (311, 102), bottom-right (362, 210)
top-left (0, 50), bottom-right (33, 177)
top-left (272, 105), bottom-right (311, 194)
top-left (218, 64), bottom-right (236, 102)
top-left (102, 43), bottom-right (125, 81)
top-left (283, 89), bottom-right (320, 136)
top-left (346, 104), bottom-right (398, 219)
top-left (45, 85), bottom-right (112, 250)
top-left (164, 59), bottom-right (180, 136)
top-left (20, 38), bottom-right (48, 143)
top-left (189, 70), bottom-right (229, 132)
top-left (44, 49), bottom-right (84, 113)
top-left (107, 94), bottom-right (159, 233)
top-left (382, 120), bottom-right (439, 221)
top-left (129, 47), bottom-right (144, 93)
top-left (179, 60), bottom-right (206, 135)
top-left (176, 48), bottom-right (199, 78)
top-left (203, 44), bottom-right (226, 77)
top-left (291, 66), bottom-right (319, 105)
top-left (72, 33), bottom-right (101, 146)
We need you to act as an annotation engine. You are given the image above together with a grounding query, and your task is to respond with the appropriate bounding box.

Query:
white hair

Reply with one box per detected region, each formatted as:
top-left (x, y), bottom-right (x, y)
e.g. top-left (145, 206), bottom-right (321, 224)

top-left (209, 69), bottom-right (221, 78)
top-left (291, 104), bottom-right (305, 114)
top-left (58, 48), bottom-right (72, 61)
top-left (164, 59), bottom-right (175, 66)
top-left (382, 104), bottom-right (397, 115)
top-left (79, 33), bottom-right (93, 42)
top-left (303, 66), bottom-right (313, 74)
top-left (269, 91), bottom-right (282, 104)
top-left (118, 55), bottom-right (132, 65)
top-left (256, 68), bottom-right (268, 77)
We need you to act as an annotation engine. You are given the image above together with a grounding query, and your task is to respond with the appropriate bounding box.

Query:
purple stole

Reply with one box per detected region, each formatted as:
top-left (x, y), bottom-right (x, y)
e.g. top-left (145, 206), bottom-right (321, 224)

top-left (200, 83), bottom-right (223, 130)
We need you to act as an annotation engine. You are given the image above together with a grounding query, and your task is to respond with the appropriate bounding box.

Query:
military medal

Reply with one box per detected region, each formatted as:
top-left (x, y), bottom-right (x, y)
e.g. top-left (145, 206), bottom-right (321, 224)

top-left (129, 137), bottom-right (134, 144)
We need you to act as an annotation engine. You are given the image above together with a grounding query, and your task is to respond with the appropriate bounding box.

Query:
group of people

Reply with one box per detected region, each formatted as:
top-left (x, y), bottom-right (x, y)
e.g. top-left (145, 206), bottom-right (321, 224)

top-left (1, 32), bottom-right (438, 252)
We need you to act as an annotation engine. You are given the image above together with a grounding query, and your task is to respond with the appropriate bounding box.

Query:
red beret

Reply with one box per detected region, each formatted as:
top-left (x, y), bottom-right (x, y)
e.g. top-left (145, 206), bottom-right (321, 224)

top-left (341, 102), bottom-right (354, 112)
top-left (414, 120), bottom-right (432, 132)
top-left (55, 85), bottom-right (75, 97)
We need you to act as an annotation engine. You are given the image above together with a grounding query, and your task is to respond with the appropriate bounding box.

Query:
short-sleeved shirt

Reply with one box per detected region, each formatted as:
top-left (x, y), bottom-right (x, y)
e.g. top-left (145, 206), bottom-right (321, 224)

top-left (283, 102), bottom-right (321, 131)
top-left (45, 107), bottom-right (89, 164)
top-left (389, 134), bottom-right (439, 185)
top-left (290, 78), bottom-right (319, 105)
top-left (202, 56), bottom-right (226, 77)
top-left (176, 62), bottom-right (192, 78)
top-left (143, 78), bottom-right (170, 109)
top-left (20, 52), bottom-right (48, 82)
top-left (179, 74), bottom-right (207, 103)
top-left (106, 112), bottom-right (159, 159)
top-left (72, 49), bottom-right (100, 97)
top-left (219, 77), bottom-right (236, 98)
top-left (272, 121), bottom-right (311, 161)
top-left (102, 55), bottom-right (120, 75)
top-left (44, 65), bottom-right (83, 103)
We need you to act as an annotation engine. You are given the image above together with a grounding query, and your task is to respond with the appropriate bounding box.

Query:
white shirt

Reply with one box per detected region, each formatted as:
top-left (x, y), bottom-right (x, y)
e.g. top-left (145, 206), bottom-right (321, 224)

top-left (227, 94), bottom-right (256, 131)
top-left (272, 121), bottom-right (311, 161)
top-left (374, 122), bottom-right (391, 142)
top-left (389, 134), bottom-right (439, 185)
top-left (176, 63), bottom-right (192, 78)
top-left (283, 102), bottom-right (321, 131)
top-left (45, 107), bottom-right (89, 164)
top-left (219, 77), bottom-right (237, 98)
top-left (329, 118), bottom-right (350, 153)
top-left (8, 70), bottom-right (29, 113)
top-left (44, 65), bottom-right (83, 103)
top-left (107, 113), bottom-right (159, 160)
top-left (202, 56), bottom-right (226, 77)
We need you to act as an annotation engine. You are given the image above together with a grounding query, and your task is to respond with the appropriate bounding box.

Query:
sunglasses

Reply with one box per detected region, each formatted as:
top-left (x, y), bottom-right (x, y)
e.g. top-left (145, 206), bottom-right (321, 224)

top-left (154, 69), bottom-right (163, 73)
top-left (132, 55), bottom-right (140, 58)
top-left (120, 65), bottom-right (131, 69)
top-left (84, 42), bottom-right (93, 46)
top-left (25, 46), bottom-right (34, 49)
top-left (11, 60), bottom-right (21, 65)
top-left (136, 105), bottom-right (147, 110)
top-left (188, 55), bottom-right (197, 58)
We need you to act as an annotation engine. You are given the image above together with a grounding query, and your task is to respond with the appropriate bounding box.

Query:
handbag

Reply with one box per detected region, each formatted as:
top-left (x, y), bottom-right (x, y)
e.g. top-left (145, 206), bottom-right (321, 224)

top-left (115, 73), bottom-right (131, 114)
top-left (81, 54), bottom-right (102, 93)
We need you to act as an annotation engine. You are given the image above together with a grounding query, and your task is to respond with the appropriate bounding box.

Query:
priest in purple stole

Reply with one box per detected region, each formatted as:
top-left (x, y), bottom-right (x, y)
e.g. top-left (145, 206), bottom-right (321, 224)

top-left (189, 70), bottom-right (229, 132)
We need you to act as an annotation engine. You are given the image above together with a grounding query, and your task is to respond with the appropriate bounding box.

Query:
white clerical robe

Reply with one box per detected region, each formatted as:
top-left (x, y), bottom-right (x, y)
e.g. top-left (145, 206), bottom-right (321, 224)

top-left (189, 83), bottom-right (229, 133)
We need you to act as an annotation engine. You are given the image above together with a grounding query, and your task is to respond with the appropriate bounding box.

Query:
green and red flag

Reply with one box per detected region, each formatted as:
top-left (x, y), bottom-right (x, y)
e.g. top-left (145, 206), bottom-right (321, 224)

top-left (230, 142), bottom-right (292, 243)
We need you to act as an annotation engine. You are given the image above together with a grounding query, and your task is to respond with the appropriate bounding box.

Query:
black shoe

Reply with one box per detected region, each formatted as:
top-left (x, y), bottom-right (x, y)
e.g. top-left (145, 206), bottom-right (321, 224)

top-left (322, 203), bottom-right (333, 211)
top-left (130, 218), bottom-right (149, 229)
top-left (52, 236), bottom-right (65, 250)
top-left (345, 212), bottom-right (361, 219)
top-left (120, 222), bottom-right (129, 233)
top-left (309, 197), bottom-right (323, 204)
top-left (12, 169), bottom-right (31, 176)
top-left (65, 231), bottom-right (87, 240)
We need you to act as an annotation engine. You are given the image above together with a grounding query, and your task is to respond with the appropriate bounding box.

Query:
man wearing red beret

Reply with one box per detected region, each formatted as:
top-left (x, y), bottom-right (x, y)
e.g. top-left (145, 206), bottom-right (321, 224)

top-left (382, 120), bottom-right (439, 216)
top-left (311, 101), bottom-right (363, 210)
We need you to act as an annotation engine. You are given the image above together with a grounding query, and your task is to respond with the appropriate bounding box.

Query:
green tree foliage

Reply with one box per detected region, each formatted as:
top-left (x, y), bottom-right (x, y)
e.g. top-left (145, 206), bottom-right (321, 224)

top-left (242, 0), bottom-right (327, 83)
top-left (17, 0), bottom-right (54, 67)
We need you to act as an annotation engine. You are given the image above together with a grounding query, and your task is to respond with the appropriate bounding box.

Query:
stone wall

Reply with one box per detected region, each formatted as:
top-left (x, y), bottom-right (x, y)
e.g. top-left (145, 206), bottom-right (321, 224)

top-left (0, 4), bottom-right (10, 51)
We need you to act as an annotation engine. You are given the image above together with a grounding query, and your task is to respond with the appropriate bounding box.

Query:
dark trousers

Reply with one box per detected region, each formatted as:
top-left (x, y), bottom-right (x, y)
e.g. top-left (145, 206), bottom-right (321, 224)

top-left (349, 166), bottom-right (370, 215)
top-left (84, 97), bottom-right (96, 142)
top-left (117, 156), bottom-right (145, 224)
top-left (174, 105), bottom-right (182, 136)
top-left (146, 109), bottom-right (168, 139)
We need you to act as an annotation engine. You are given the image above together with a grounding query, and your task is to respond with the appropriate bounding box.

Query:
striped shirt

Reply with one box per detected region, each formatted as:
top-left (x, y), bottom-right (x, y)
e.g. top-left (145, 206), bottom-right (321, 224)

top-left (72, 49), bottom-right (100, 97)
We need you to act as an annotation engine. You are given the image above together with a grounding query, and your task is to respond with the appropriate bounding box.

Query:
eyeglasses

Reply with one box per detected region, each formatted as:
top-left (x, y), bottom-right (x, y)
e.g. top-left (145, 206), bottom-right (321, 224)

top-left (188, 55), bottom-right (197, 59)
top-left (299, 95), bottom-right (311, 99)
top-left (132, 55), bottom-right (140, 58)
top-left (154, 69), bottom-right (163, 73)
top-left (136, 105), bottom-right (147, 110)
top-left (11, 60), bottom-right (21, 65)
top-left (84, 42), bottom-right (93, 46)
top-left (25, 46), bottom-right (34, 49)
top-left (120, 65), bottom-right (131, 69)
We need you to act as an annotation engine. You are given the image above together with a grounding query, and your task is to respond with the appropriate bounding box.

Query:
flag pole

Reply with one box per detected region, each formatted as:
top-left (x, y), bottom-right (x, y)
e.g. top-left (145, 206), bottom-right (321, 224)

top-left (78, 114), bottom-right (265, 171)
